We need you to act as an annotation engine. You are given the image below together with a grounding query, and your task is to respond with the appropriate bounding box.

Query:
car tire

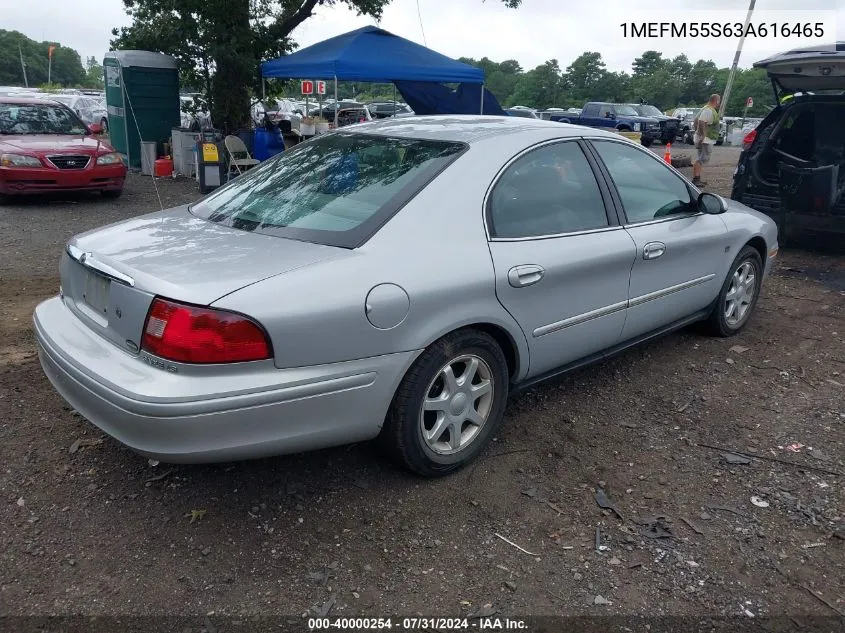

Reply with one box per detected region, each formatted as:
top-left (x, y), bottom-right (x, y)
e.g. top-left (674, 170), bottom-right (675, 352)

top-left (100, 118), bottom-right (108, 132)
top-left (704, 245), bottom-right (763, 337)
top-left (381, 328), bottom-right (509, 477)
top-left (101, 189), bottom-right (123, 199)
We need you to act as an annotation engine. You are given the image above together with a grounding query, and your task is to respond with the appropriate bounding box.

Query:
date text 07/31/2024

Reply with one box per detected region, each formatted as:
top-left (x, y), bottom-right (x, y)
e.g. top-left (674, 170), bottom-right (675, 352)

top-left (620, 22), bottom-right (825, 39)
top-left (308, 617), bottom-right (529, 630)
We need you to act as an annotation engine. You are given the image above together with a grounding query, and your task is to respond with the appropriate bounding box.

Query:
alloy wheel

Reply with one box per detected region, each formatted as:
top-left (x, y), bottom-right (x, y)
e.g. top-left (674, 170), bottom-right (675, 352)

top-left (419, 354), bottom-right (494, 455)
top-left (724, 261), bottom-right (757, 326)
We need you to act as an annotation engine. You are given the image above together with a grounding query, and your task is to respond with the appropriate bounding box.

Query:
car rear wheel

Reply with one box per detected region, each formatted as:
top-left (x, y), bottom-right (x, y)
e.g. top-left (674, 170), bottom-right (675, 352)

top-left (381, 328), bottom-right (509, 477)
top-left (704, 245), bottom-right (763, 337)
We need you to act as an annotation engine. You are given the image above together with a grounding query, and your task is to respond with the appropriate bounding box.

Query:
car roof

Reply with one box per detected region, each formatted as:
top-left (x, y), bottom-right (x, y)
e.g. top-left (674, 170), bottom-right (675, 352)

top-left (346, 115), bottom-right (622, 143)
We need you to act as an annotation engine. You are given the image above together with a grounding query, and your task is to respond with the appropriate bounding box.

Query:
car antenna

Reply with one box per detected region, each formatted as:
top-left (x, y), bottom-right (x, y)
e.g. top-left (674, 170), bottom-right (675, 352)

top-left (113, 55), bottom-right (165, 212)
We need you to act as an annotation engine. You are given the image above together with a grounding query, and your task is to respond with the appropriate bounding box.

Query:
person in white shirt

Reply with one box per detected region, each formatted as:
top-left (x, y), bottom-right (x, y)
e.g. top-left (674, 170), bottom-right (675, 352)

top-left (692, 93), bottom-right (721, 187)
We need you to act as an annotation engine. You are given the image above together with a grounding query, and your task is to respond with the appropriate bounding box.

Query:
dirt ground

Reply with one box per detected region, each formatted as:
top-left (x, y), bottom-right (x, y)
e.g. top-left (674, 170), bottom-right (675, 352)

top-left (0, 145), bottom-right (843, 629)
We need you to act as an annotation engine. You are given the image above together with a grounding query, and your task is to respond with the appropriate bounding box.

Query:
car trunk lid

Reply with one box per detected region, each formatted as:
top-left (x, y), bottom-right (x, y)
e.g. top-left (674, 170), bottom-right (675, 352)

top-left (754, 42), bottom-right (845, 100)
top-left (61, 206), bottom-right (346, 356)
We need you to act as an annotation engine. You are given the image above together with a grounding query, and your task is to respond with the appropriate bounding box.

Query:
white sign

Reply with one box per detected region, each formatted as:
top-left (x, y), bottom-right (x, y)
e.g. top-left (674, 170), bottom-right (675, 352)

top-left (316, 80), bottom-right (326, 95)
top-left (746, 97), bottom-right (753, 107)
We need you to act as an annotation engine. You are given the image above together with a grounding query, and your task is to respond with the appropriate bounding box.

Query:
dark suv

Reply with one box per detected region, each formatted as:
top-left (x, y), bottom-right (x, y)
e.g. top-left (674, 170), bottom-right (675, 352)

top-left (626, 103), bottom-right (679, 144)
top-left (731, 42), bottom-right (845, 247)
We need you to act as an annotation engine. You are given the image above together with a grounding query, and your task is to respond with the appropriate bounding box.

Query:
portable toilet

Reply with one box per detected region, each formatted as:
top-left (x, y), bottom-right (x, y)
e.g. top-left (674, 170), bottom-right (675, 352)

top-left (103, 50), bottom-right (180, 169)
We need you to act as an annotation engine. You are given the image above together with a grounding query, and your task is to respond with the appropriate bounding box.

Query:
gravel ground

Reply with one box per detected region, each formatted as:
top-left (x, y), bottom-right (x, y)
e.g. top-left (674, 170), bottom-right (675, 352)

top-left (1, 145), bottom-right (843, 628)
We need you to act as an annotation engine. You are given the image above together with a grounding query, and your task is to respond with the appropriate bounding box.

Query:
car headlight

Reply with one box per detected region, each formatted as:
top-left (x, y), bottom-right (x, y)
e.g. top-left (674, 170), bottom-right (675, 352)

top-left (0, 153), bottom-right (42, 167)
top-left (96, 152), bottom-right (122, 165)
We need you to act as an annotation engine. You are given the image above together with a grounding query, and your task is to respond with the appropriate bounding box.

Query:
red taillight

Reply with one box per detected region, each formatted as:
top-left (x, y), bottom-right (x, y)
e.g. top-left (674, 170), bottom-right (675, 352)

top-left (742, 129), bottom-right (757, 147)
top-left (141, 298), bottom-right (271, 364)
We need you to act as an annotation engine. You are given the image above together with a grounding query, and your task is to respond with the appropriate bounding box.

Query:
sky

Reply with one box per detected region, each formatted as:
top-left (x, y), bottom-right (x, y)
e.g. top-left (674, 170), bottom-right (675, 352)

top-left (2, 0), bottom-right (843, 74)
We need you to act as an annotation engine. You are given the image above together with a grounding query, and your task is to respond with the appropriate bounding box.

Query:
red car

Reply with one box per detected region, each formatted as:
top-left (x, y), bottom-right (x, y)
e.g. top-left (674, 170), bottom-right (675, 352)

top-left (0, 97), bottom-right (126, 202)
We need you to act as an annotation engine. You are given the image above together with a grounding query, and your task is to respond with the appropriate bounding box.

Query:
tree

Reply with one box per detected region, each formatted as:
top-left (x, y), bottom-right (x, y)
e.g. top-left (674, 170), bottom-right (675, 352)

top-left (112, 0), bottom-right (523, 132)
top-left (632, 50), bottom-right (666, 77)
top-left (629, 68), bottom-right (680, 110)
top-left (83, 56), bottom-right (104, 88)
top-left (0, 30), bottom-right (85, 86)
top-left (564, 52), bottom-right (606, 104)
top-left (682, 59), bottom-right (719, 105)
top-left (669, 54), bottom-right (691, 84)
top-left (509, 60), bottom-right (563, 109)
top-left (460, 57), bottom-right (522, 104)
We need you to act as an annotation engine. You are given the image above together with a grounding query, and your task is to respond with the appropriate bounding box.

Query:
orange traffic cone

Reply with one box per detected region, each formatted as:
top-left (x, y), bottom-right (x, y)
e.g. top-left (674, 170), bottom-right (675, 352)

top-left (663, 143), bottom-right (672, 164)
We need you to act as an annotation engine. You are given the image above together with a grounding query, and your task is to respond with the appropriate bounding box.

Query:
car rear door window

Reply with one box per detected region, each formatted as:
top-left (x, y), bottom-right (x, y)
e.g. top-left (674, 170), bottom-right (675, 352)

top-left (591, 140), bottom-right (694, 223)
top-left (488, 141), bottom-right (610, 238)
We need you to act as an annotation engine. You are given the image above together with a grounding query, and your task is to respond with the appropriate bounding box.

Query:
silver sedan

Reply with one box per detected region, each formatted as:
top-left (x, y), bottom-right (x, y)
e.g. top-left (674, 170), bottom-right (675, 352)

top-left (34, 116), bottom-right (778, 476)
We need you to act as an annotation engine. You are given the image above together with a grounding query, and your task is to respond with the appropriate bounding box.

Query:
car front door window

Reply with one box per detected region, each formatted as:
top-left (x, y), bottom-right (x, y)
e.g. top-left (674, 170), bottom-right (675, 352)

top-left (592, 140), bottom-right (694, 223)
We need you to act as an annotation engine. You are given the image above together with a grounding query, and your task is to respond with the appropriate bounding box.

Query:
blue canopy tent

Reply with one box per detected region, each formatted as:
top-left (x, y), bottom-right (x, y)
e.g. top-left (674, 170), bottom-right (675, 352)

top-left (260, 25), bottom-right (506, 122)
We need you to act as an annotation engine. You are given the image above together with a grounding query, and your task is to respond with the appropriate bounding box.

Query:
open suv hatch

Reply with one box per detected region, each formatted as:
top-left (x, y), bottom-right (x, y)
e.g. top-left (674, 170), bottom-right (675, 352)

top-left (731, 42), bottom-right (845, 248)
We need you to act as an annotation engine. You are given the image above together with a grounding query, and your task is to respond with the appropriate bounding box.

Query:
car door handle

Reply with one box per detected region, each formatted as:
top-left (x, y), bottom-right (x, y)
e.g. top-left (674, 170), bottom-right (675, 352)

top-left (643, 242), bottom-right (666, 260)
top-left (508, 265), bottom-right (545, 288)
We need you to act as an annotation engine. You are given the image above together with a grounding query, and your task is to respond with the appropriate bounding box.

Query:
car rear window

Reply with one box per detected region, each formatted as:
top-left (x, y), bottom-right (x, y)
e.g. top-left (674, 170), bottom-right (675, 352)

top-left (191, 132), bottom-right (466, 248)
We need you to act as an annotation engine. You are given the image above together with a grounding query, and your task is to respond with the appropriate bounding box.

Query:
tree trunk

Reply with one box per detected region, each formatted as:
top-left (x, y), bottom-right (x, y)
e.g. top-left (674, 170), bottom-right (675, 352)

top-left (209, 0), bottom-right (253, 134)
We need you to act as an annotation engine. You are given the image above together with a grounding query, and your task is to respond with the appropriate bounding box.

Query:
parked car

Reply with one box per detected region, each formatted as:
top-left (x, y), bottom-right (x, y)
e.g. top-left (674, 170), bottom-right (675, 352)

top-left (731, 41), bottom-right (845, 246)
top-left (556, 102), bottom-right (662, 146)
top-left (33, 116), bottom-right (777, 476)
top-left (627, 103), bottom-right (679, 144)
top-left (251, 98), bottom-right (302, 128)
top-left (42, 94), bottom-right (105, 129)
top-left (0, 97), bottom-right (126, 201)
top-left (368, 102), bottom-right (414, 119)
top-left (318, 103), bottom-right (373, 127)
top-left (180, 95), bottom-right (212, 131)
top-left (505, 107), bottom-right (539, 118)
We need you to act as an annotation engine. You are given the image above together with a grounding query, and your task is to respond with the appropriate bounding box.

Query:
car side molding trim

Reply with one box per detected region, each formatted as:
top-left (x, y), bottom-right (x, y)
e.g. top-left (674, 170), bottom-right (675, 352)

top-left (515, 305), bottom-right (714, 393)
top-left (628, 274), bottom-right (716, 307)
top-left (532, 273), bottom-right (716, 338)
top-left (533, 300), bottom-right (628, 337)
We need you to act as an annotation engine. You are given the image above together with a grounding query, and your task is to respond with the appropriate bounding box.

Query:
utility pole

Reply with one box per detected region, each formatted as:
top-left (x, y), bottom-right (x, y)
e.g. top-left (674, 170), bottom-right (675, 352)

top-left (19, 45), bottom-right (28, 87)
top-left (721, 0), bottom-right (756, 117)
top-left (47, 44), bottom-right (56, 84)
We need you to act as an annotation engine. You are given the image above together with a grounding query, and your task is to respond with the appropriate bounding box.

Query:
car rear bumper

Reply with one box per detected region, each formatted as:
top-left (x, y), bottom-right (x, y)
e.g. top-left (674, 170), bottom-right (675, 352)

top-left (34, 296), bottom-right (419, 463)
top-left (0, 164), bottom-right (125, 195)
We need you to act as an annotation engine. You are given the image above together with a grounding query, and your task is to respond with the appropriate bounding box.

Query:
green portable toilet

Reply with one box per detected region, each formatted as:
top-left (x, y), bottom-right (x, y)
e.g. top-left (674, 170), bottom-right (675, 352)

top-left (103, 50), bottom-right (180, 169)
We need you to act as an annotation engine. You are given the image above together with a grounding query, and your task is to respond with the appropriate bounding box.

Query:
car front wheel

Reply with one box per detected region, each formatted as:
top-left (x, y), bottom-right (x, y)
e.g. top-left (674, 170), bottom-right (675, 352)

top-left (705, 245), bottom-right (763, 337)
top-left (381, 328), bottom-right (509, 477)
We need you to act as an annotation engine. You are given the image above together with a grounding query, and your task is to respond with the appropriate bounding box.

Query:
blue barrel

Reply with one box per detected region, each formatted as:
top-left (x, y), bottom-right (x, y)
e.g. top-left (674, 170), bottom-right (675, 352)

top-left (237, 129), bottom-right (255, 156)
top-left (253, 128), bottom-right (285, 161)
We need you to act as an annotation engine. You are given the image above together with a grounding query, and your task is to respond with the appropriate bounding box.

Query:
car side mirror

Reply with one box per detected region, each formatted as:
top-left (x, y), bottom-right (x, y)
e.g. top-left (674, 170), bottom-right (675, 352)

top-left (87, 123), bottom-right (103, 135)
top-left (698, 191), bottom-right (727, 214)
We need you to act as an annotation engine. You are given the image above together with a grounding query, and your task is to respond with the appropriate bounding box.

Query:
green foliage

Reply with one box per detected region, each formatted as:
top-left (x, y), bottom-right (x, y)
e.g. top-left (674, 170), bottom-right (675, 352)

top-left (0, 30), bottom-right (85, 87)
top-left (462, 51), bottom-right (776, 116)
top-left (83, 57), bottom-right (104, 89)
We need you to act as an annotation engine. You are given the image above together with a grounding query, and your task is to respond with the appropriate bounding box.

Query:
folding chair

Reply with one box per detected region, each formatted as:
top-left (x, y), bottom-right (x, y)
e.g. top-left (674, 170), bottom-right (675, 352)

top-left (224, 135), bottom-right (260, 176)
